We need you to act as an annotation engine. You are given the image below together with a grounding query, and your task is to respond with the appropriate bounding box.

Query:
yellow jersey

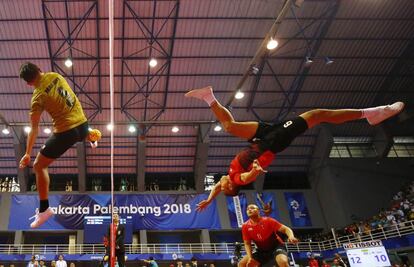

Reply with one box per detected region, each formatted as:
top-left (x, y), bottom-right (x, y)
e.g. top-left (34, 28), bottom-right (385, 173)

top-left (30, 72), bottom-right (87, 133)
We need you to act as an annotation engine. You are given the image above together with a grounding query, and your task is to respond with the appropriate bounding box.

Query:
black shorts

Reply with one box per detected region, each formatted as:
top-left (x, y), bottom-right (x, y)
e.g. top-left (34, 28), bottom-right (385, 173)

top-left (252, 246), bottom-right (288, 265)
top-left (250, 116), bottom-right (308, 153)
top-left (40, 122), bottom-right (89, 159)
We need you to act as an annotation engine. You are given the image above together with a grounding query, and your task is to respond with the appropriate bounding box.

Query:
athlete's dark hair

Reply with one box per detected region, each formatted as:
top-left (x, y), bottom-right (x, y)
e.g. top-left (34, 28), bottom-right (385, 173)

top-left (19, 62), bottom-right (41, 83)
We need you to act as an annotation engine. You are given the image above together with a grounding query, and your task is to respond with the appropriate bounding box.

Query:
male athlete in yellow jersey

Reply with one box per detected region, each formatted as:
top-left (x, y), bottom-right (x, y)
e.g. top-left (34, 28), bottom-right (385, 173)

top-left (18, 62), bottom-right (98, 228)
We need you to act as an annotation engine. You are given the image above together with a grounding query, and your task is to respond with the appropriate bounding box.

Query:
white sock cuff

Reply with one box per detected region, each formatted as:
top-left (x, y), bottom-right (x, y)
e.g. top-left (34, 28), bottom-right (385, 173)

top-left (204, 93), bottom-right (217, 106)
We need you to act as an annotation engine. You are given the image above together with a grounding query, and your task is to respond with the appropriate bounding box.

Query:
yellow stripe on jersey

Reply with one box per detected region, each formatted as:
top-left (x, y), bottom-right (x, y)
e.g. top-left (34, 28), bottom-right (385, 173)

top-left (30, 72), bottom-right (87, 133)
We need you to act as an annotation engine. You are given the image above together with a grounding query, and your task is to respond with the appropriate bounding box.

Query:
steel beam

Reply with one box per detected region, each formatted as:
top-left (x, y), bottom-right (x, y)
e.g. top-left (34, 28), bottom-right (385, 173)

top-left (275, 0), bottom-right (340, 122)
top-left (226, 0), bottom-right (295, 107)
top-left (193, 124), bottom-right (210, 193)
top-left (42, 0), bottom-right (101, 118)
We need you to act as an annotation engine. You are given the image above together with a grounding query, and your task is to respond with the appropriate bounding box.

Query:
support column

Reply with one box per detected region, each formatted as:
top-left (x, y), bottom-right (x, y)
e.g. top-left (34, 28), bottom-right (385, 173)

top-left (373, 126), bottom-right (392, 158)
top-left (136, 126), bottom-right (146, 192)
top-left (14, 231), bottom-right (24, 245)
top-left (139, 230), bottom-right (148, 253)
top-left (194, 124), bottom-right (210, 193)
top-left (13, 127), bottom-right (28, 193)
top-left (76, 230), bottom-right (84, 244)
top-left (200, 229), bottom-right (211, 252)
top-left (216, 194), bottom-right (231, 229)
top-left (253, 174), bottom-right (265, 193)
top-left (308, 125), bottom-right (334, 228)
top-left (139, 229), bottom-right (147, 244)
top-left (77, 142), bottom-right (87, 192)
top-left (200, 229), bottom-right (211, 244)
top-left (308, 125), bottom-right (334, 186)
top-left (69, 234), bottom-right (76, 254)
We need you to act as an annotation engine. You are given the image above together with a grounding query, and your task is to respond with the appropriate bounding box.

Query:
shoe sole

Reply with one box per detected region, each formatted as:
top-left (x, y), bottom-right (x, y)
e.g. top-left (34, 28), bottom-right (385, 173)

top-left (370, 102), bottom-right (405, 126)
top-left (184, 87), bottom-right (212, 98)
top-left (30, 210), bottom-right (55, 228)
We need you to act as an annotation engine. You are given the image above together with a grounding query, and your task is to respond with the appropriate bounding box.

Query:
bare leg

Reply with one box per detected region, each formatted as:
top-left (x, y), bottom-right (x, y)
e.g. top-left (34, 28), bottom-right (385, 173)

top-left (300, 108), bottom-right (362, 129)
top-left (275, 254), bottom-right (289, 267)
top-left (238, 256), bottom-right (260, 267)
top-left (33, 153), bottom-right (54, 201)
top-left (186, 86), bottom-right (258, 140)
top-left (301, 102), bottom-right (405, 128)
top-left (210, 101), bottom-right (258, 140)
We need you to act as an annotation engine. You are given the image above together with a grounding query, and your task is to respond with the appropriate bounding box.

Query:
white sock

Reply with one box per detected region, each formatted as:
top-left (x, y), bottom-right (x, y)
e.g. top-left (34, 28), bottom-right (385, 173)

top-left (360, 105), bottom-right (385, 119)
top-left (204, 92), bottom-right (217, 107)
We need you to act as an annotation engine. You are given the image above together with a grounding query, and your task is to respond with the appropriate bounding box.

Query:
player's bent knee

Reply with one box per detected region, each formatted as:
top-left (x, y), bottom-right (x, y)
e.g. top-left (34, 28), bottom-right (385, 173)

top-left (275, 254), bottom-right (289, 267)
top-left (301, 109), bottom-right (326, 128)
top-left (33, 159), bottom-right (45, 173)
top-left (33, 154), bottom-right (54, 172)
top-left (222, 121), bottom-right (235, 133)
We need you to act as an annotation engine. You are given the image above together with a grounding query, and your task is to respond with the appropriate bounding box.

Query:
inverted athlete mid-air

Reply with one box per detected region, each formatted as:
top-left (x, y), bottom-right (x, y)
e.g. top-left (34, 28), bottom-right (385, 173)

top-left (185, 86), bottom-right (404, 211)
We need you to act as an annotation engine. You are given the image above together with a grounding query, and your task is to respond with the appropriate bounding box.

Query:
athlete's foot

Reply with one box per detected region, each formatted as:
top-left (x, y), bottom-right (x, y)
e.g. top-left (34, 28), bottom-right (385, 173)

top-left (185, 86), bottom-right (213, 101)
top-left (30, 207), bottom-right (54, 228)
top-left (366, 102), bottom-right (405, 126)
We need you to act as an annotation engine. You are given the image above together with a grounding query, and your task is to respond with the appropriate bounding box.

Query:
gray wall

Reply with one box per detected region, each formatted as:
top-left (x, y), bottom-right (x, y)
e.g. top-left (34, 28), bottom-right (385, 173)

top-left (311, 158), bottom-right (414, 227)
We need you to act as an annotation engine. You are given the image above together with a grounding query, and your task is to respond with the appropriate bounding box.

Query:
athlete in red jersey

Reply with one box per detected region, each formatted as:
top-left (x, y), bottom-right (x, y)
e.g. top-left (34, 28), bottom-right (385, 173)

top-left (239, 204), bottom-right (298, 267)
top-left (185, 86), bottom-right (404, 211)
top-left (309, 255), bottom-right (320, 267)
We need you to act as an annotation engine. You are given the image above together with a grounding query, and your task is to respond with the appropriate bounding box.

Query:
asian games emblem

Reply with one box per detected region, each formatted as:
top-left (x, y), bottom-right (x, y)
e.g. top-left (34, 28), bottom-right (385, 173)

top-left (290, 200), bottom-right (300, 210)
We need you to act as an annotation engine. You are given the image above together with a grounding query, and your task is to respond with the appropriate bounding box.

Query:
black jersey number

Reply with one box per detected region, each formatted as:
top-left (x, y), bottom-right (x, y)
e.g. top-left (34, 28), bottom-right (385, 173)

top-left (57, 87), bottom-right (75, 108)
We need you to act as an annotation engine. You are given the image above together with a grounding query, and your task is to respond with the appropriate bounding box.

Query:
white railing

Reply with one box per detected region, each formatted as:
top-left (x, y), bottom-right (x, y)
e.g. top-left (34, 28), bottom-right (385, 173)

top-left (286, 220), bottom-right (414, 252)
top-left (0, 243), bottom-right (237, 255)
top-left (0, 220), bottom-right (413, 255)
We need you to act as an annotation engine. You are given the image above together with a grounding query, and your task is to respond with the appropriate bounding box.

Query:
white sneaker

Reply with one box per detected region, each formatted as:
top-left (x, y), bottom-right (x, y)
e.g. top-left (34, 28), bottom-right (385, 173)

top-left (184, 86), bottom-right (213, 100)
top-left (30, 207), bottom-right (54, 228)
top-left (367, 102), bottom-right (405, 126)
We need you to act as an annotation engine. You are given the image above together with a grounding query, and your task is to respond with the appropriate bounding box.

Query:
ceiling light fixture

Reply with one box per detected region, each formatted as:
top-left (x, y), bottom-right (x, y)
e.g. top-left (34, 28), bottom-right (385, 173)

top-left (214, 125), bottom-right (222, 132)
top-left (266, 38), bottom-right (278, 50)
top-left (325, 56), bottom-right (334, 65)
top-left (106, 124), bottom-right (114, 131)
top-left (64, 58), bottom-right (73, 68)
top-left (171, 126), bottom-right (179, 133)
top-left (235, 91), bottom-right (245, 100)
top-left (149, 58), bottom-right (158, 68)
top-left (128, 125), bottom-right (136, 133)
top-left (305, 56), bottom-right (314, 64)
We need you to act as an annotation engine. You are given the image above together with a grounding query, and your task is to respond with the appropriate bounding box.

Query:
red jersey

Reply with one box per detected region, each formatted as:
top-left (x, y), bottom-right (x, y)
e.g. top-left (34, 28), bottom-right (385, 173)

top-left (241, 217), bottom-right (284, 251)
top-left (229, 144), bottom-right (275, 186)
top-left (309, 259), bottom-right (319, 267)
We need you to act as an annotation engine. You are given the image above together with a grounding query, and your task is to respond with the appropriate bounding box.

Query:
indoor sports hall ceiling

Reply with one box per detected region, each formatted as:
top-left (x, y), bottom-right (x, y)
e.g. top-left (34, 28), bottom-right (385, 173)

top-left (0, 0), bottom-right (413, 176)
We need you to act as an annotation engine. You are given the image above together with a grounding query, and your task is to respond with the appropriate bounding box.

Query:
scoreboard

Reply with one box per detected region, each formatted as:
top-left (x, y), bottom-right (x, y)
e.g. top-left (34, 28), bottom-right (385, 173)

top-left (84, 215), bottom-right (133, 244)
top-left (343, 240), bottom-right (391, 267)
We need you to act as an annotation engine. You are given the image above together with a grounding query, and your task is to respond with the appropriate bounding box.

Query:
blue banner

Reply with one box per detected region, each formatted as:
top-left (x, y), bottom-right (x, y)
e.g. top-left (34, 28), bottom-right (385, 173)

top-left (284, 192), bottom-right (312, 227)
top-left (255, 192), bottom-right (280, 220)
top-left (226, 193), bottom-right (247, 228)
top-left (9, 194), bottom-right (221, 230)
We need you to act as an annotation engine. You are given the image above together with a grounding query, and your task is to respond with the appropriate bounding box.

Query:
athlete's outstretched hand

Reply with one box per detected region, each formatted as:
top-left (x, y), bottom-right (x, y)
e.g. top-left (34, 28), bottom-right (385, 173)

top-left (19, 153), bottom-right (31, 169)
top-left (252, 159), bottom-right (267, 173)
top-left (287, 236), bottom-right (299, 244)
top-left (196, 199), bottom-right (211, 212)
